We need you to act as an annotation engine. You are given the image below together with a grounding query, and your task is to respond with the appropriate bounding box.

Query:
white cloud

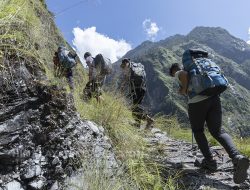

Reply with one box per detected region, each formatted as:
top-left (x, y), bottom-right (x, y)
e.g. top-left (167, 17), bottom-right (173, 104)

top-left (72, 27), bottom-right (132, 64)
top-left (143, 19), bottom-right (160, 41)
top-left (247, 27), bottom-right (250, 45)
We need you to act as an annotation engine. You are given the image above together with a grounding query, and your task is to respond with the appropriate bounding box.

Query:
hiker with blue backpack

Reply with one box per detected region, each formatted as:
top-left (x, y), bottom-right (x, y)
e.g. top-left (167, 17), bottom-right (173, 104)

top-left (120, 58), bottom-right (154, 129)
top-left (83, 52), bottom-right (112, 102)
top-left (54, 46), bottom-right (77, 91)
top-left (169, 49), bottom-right (249, 184)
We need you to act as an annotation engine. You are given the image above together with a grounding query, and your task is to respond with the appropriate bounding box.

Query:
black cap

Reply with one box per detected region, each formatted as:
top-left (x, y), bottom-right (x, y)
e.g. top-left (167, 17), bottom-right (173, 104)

top-left (120, 58), bottom-right (130, 68)
top-left (58, 46), bottom-right (65, 51)
top-left (122, 58), bottom-right (130, 64)
top-left (84, 52), bottom-right (91, 59)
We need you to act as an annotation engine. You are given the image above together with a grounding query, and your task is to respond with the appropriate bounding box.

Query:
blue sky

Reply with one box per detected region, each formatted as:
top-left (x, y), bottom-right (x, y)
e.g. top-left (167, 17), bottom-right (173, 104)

top-left (46, 0), bottom-right (250, 61)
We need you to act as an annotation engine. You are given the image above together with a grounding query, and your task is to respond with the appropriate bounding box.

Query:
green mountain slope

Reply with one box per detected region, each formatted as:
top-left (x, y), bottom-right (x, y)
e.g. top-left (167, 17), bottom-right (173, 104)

top-left (120, 27), bottom-right (250, 136)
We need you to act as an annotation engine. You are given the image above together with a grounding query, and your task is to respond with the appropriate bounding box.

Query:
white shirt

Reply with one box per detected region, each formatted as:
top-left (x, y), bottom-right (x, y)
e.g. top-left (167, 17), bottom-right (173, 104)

top-left (175, 71), bottom-right (210, 104)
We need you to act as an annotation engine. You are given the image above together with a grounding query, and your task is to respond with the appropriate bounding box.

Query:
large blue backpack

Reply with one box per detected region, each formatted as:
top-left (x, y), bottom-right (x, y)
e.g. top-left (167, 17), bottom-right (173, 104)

top-left (182, 49), bottom-right (229, 98)
top-left (57, 46), bottom-right (77, 69)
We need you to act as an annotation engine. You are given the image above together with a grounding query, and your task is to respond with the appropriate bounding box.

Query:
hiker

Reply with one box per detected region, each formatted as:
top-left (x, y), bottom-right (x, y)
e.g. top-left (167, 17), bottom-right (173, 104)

top-left (53, 51), bottom-right (61, 77)
top-left (120, 58), bottom-right (154, 129)
top-left (53, 46), bottom-right (77, 91)
top-left (170, 49), bottom-right (249, 184)
top-left (169, 63), bottom-right (188, 95)
top-left (83, 52), bottom-right (112, 102)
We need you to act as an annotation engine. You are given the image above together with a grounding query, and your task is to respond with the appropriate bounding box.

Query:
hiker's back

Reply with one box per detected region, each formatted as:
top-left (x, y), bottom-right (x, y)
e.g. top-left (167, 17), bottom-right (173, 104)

top-left (182, 49), bottom-right (228, 98)
top-left (57, 46), bottom-right (77, 69)
top-left (94, 54), bottom-right (112, 75)
top-left (130, 62), bottom-right (146, 89)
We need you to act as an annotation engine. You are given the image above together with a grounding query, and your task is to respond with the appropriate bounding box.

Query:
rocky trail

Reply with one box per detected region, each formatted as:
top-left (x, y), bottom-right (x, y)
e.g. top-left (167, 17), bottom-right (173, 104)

top-left (146, 127), bottom-right (250, 190)
top-left (1, 86), bottom-right (250, 190)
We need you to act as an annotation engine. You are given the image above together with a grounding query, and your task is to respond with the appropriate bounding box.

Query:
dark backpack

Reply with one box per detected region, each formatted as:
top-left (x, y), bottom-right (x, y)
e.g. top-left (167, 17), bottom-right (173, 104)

top-left (130, 62), bottom-right (146, 89)
top-left (182, 49), bottom-right (229, 98)
top-left (94, 54), bottom-right (112, 75)
top-left (58, 47), bottom-right (77, 69)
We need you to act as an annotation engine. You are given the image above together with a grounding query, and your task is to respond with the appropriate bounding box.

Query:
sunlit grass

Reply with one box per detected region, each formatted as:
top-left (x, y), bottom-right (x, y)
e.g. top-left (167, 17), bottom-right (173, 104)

top-left (73, 84), bottom-right (179, 189)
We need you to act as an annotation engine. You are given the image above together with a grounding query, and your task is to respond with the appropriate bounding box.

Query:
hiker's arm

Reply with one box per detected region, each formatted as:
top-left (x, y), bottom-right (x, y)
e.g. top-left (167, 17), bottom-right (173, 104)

top-left (88, 66), bottom-right (94, 81)
top-left (120, 75), bottom-right (128, 92)
top-left (178, 71), bottom-right (188, 95)
top-left (120, 78), bottom-right (126, 91)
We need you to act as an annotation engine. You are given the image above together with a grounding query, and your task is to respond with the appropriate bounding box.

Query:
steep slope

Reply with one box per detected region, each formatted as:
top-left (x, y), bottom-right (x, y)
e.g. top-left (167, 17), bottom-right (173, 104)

top-left (120, 26), bottom-right (250, 136)
top-left (1, 1), bottom-right (186, 190)
top-left (0, 0), bottom-right (118, 189)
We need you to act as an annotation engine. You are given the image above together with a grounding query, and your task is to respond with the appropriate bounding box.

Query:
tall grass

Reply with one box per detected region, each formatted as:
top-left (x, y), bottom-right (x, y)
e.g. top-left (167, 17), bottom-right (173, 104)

top-left (73, 84), bottom-right (179, 190)
top-left (67, 156), bottom-right (137, 190)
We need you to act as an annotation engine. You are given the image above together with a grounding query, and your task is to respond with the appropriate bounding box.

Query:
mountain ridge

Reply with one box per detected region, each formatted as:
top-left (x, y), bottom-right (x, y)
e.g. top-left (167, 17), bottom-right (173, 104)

top-left (118, 26), bottom-right (250, 136)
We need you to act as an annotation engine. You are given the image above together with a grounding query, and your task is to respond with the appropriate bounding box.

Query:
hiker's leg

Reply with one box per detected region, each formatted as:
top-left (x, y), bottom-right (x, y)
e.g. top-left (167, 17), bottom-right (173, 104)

top-left (132, 88), bottom-right (145, 127)
top-left (68, 76), bottom-right (74, 91)
top-left (91, 80), bottom-right (99, 102)
top-left (134, 88), bottom-right (145, 104)
top-left (188, 100), bottom-right (213, 159)
top-left (206, 96), bottom-right (249, 183)
top-left (54, 65), bottom-right (57, 77)
top-left (132, 106), bottom-right (141, 127)
top-left (206, 95), bottom-right (239, 159)
top-left (66, 69), bottom-right (74, 91)
top-left (83, 82), bottom-right (92, 101)
top-left (94, 75), bottom-right (105, 103)
top-left (134, 88), bottom-right (154, 128)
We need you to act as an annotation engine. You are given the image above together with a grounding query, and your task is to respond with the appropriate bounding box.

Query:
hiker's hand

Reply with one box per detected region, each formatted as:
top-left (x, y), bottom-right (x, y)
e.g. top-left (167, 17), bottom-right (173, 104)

top-left (178, 88), bottom-right (187, 95)
top-left (89, 80), bottom-right (94, 87)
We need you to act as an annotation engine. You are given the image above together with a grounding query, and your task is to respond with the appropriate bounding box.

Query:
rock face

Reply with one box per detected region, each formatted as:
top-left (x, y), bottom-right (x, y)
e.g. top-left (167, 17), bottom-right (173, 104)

top-left (0, 0), bottom-right (119, 188)
top-left (0, 64), bottom-right (118, 190)
top-left (147, 128), bottom-right (250, 190)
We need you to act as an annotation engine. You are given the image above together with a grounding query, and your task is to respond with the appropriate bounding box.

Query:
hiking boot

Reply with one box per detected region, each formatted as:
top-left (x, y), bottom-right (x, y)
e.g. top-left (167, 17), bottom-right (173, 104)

top-left (132, 120), bottom-right (141, 128)
top-left (135, 123), bottom-right (141, 128)
top-left (232, 154), bottom-right (249, 184)
top-left (194, 158), bottom-right (217, 171)
top-left (145, 115), bottom-right (154, 129)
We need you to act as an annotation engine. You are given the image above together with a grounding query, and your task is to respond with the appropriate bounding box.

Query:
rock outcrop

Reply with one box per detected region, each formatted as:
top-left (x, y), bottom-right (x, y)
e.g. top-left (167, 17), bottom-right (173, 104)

top-left (0, 0), bottom-right (119, 188)
top-left (0, 80), bottom-right (117, 190)
top-left (0, 62), bottom-right (118, 189)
